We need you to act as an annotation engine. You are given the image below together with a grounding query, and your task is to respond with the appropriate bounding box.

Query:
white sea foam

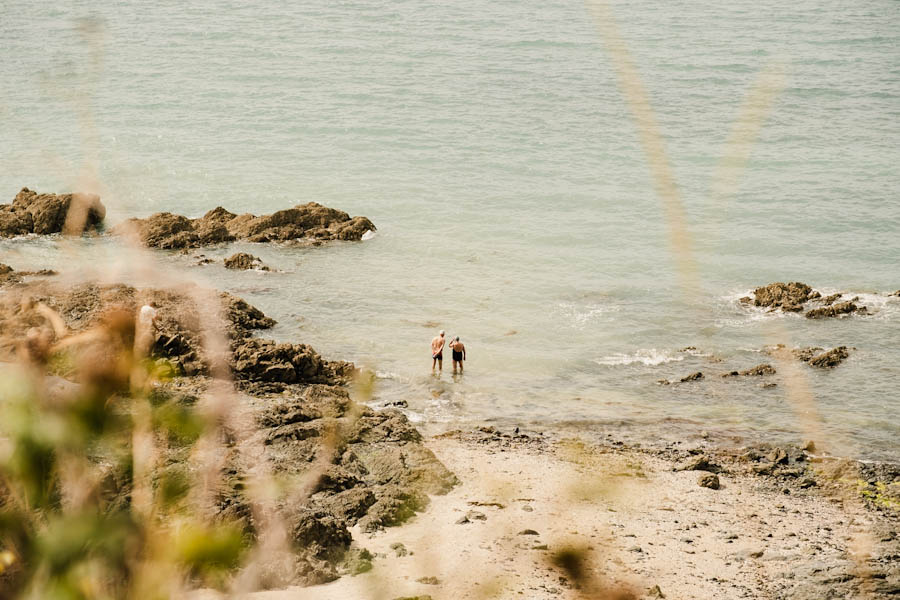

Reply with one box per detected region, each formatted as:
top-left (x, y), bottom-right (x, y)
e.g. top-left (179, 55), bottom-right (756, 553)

top-left (554, 301), bottom-right (619, 328)
top-left (361, 230), bottom-right (376, 241)
top-left (594, 349), bottom-right (684, 367)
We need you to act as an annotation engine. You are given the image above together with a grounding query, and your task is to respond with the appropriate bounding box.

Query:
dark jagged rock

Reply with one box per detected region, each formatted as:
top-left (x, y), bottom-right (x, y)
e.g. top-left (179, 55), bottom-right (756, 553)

top-left (679, 372), bottom-right (703, 382)
top-left (0, 278), bottom-right (456, 588)
top-left (0, 188), bottom-right (106, 237)
top-left (740, 363), bottom-right (776, 376)
top-left (753, 282), bottom-right (814, 311)
top-left (791, 346), bottom-right (824, 362)
top-left (806, 301), bottom-right (860, 319)
top-left (224, 252), bottom-right (270, 271)
top-left (113, 202), bottom-right (375, 249)
top-left (819, 293), bottom-right (843, 306)
top-left (808, 346), bottom-right (850, 368)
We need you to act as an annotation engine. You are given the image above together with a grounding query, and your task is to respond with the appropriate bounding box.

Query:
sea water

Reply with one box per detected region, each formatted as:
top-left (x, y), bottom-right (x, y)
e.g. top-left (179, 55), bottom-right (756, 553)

top-left (1, 0), bottom-right (898, 460)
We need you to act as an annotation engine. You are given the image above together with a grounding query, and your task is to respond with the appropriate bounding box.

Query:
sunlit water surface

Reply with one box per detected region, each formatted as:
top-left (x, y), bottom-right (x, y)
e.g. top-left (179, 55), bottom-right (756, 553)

top-left (1, 0), bottom-right (898, 460)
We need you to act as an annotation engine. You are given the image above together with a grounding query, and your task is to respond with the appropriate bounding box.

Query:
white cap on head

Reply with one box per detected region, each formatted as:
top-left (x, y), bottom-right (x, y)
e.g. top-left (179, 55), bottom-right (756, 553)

top-left (439, 330), bottom-right (445, 336)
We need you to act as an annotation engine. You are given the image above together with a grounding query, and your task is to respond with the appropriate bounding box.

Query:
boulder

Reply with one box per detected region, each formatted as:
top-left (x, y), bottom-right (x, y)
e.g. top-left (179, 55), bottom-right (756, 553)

top-left (805, 301), bottom-right (859, 319)
top-left (808, 346), bottom-right (850, 368)
top-left (739, 363), bottom-right (776, 376)
top-left (753, 282), bottom-right (815, 310)
top-left (115, 202), bottom-right (375, 249)
top-left (0, 188), bottom-right (105, 237)
top-left (224, 252), bottom-right (270, 271)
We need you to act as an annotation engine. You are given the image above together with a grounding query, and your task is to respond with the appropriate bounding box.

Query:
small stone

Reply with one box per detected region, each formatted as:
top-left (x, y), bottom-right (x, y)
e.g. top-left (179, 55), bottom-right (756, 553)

top-left (518, 529), bottom-right (539, 536)
top-left (628, 545), bottom-right (643, 553)
top-left (749, 550), bottom-right (765, 559)
top-left (416, 576), bottom-right (440, 585)
top-left (522, 505), bottom-right (534, 512)
top-left (532, 544), bottom-right (549, 550)
top-left (698, 473), bottom-right (720, 490)
top-left (803, 440), bottom-right (817, 453)
top-left (647, 584), bottom-right (665, 598)
top-left (390, 542), bottom-right (408, 557)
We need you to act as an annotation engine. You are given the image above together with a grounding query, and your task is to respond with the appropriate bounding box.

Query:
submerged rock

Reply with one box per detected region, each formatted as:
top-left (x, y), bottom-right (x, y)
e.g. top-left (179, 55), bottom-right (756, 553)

top-left (114, 202), bottom-right (375, 249)
top-left (679, 372), bottom-right (703, 382)
top-left (0, 187), bottom-right (106, 237)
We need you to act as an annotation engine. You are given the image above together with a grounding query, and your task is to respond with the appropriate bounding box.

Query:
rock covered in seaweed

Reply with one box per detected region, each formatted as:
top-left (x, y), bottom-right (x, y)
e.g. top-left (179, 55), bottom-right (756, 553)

top-left (0, 187), bottom-right (106, 237)
top-left (113, 202), bottom-right (375, 249)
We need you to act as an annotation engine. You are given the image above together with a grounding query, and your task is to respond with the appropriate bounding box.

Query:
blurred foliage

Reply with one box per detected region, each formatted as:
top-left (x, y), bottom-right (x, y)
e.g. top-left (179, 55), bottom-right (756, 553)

top-left (0, 316), bottom-right (249, 599)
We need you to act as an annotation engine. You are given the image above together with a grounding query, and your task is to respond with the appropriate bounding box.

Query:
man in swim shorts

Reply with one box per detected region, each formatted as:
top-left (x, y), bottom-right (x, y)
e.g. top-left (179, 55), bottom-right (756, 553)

top-left (431, 330), bottom-right (445, 371)
top-left (449, 336), bottom-right (466, 374)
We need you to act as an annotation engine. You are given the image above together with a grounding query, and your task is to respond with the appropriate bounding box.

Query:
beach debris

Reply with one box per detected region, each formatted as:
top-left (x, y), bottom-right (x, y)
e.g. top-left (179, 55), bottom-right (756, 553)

top-left (0, 187), bottom-right (105, 237)
top-left (113, 202), bottom-right (375, 249)
top-left (675, 456), bottom-right (718, 473)
top-left (224, 252), bottom-right (271, 271)
top-left (698, 473), bottom-right (720, 490)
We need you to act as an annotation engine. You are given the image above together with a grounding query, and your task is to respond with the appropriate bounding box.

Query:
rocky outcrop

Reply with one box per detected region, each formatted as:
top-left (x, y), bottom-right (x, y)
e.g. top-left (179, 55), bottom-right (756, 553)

top-left (766, 344), bottom-right (852, 369)
top-left (806, 301), bottom-right (863, 319)
top-left (0, 188), bottom-right (105, 237)
top-left (721, 363), bottom-right (776, 377)
top-left (224, 253), bottom-right (270, 271)
top-left (747, 282), bottom-right (873, 318)
top-left (808, 346), bottom-right (850, 368)
top-left (0, 264), bottom-right (21, 285)
top-left (0, 278), bottom-right (457, 587)
top-left (752, 282), bottom-right (815, 312)
top-left (113, 203), bottom-right (375, 249)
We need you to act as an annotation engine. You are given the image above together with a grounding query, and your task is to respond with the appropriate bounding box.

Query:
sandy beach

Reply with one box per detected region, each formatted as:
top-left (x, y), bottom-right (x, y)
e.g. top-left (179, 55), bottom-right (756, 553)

top-left (193, 427), bottom-right (900, 600)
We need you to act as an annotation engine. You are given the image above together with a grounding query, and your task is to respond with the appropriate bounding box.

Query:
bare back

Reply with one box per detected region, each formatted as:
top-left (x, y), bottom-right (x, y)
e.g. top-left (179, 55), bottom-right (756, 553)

top-left (431, 335), bottom-right (444, 354)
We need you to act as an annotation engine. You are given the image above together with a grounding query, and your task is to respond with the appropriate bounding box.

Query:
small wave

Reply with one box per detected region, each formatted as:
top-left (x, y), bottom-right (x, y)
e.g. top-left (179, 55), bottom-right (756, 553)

top-left (554, 301), bottom-right (618, 328)
top-left (595, 349), bottom-right (684, 367)
top-left (361, 230), bottom-right (376, 241)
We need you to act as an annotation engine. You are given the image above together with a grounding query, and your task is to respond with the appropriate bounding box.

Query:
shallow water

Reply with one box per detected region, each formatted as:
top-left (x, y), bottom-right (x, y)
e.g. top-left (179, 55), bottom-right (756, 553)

top-left (1, 0), bottom-right (898, 460)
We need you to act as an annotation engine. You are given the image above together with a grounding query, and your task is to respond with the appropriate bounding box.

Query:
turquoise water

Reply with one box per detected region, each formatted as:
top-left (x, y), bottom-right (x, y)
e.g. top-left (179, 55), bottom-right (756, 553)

top-left (1, 1), bottom-right (898, 459)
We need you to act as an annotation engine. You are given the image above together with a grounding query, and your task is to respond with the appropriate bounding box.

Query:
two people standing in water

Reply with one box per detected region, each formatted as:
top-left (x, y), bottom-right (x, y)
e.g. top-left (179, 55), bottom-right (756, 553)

top-left (430, 330), bottom-right (466, 374)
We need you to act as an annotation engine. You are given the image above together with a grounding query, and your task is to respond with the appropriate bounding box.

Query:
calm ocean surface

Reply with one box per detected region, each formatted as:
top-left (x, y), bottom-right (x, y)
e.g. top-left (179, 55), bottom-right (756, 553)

top-left (1, 1), bottom-right (898, 459)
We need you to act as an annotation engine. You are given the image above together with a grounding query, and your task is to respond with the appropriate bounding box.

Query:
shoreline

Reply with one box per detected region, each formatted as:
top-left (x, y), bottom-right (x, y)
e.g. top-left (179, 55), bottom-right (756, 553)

top-left (195, 425), bottom-right (900, 599)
